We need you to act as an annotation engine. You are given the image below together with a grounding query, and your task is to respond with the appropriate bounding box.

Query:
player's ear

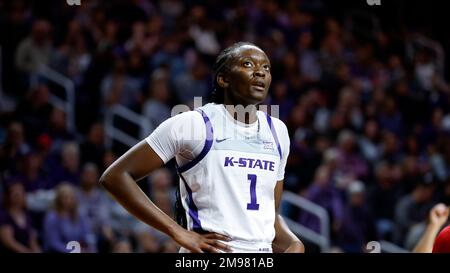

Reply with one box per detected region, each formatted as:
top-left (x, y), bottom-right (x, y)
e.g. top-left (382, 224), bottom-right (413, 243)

top-left (217, 72), bottom-right (229, 89)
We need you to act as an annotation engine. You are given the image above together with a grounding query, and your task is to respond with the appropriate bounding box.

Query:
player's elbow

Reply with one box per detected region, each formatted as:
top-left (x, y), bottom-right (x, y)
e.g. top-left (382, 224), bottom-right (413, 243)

top-left (292, 240), bottom-right (305, 253)
top-left (99, 167), bottom-right (115, 189)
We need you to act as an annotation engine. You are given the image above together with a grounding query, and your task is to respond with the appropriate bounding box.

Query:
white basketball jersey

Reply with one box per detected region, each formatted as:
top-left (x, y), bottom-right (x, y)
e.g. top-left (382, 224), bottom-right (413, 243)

top-left (177, 103), bottom-right (284, 252)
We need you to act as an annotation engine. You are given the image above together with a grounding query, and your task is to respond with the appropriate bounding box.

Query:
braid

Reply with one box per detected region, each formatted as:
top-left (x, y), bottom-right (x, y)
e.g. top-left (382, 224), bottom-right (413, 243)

top-left (174, 184), bottom-right (187, 228)
top-left (211, 41), bottom-right (259, 103)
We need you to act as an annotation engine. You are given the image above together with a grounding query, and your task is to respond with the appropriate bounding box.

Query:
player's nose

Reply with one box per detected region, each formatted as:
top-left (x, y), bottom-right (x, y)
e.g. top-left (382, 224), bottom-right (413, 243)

top-left (253, 68), bottom-right (266, 78)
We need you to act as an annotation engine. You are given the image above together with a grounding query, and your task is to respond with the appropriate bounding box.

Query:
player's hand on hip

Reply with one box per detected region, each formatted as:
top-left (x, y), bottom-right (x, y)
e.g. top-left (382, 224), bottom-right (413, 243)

top-left (173, 229), bottom-right (233, 253)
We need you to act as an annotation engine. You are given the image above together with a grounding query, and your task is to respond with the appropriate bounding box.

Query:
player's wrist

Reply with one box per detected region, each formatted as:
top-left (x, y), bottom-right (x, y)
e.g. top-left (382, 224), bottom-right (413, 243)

top-left (167, 223), bottom-right (185, 240)
top-left (428, 222), bottom-right (444, 232)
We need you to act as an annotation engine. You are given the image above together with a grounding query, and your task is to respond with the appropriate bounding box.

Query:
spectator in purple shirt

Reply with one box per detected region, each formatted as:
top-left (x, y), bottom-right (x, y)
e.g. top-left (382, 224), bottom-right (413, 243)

top-left (48, 142), bottom-right (81, 188)
top-left (336, 130), bottom-right (369, 181)
top-left (43, 183), bottom-right (93, 253)
top-left (298, 165), bottom-right (345, 239)
top-left (76, 163), bottom-right (114, 252)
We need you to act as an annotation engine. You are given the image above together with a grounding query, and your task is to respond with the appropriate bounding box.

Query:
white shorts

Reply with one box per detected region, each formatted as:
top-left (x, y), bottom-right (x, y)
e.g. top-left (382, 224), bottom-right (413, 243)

top-left (179, 240), bottom-right (273, 253)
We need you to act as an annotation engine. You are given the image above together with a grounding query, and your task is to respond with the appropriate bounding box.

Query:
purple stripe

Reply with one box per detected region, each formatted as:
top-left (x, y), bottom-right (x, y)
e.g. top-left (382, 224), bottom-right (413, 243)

top-left (178, 173), bottom-right (203, 231)
top-left (266, 114), bottom-right (282, 159)
top-left (177, 109), bottom-right (214, 173)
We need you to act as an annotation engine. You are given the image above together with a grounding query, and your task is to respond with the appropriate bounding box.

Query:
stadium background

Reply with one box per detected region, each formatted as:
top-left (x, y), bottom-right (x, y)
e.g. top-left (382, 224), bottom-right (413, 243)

top-left (1, 0), bottom-right (450, 253)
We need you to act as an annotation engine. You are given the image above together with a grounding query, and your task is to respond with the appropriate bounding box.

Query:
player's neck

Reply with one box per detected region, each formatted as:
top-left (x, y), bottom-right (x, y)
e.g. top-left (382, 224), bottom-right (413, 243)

top-left (223, 96), bottom-right (258, 124)
top-left (222, 104), bottom-right (257, 124)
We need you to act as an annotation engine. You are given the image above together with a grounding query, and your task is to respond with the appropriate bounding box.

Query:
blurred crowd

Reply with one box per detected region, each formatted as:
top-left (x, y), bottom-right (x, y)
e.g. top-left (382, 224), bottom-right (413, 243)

top-left (1, 0), bottom-right (450, 253)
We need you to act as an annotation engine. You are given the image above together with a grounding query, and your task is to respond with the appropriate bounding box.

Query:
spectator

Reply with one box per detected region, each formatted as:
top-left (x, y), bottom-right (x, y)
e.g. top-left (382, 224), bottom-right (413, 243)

top-left (80, 123), bottom-right (106, 168)
top-left (394, 172), bottom-right (438, 246)
top-left (336, 130), bottom-right (369, 182)
top-left (43, 183), bottom-right (93, 253)
top-left (43, 107), bottom-right (75, 152)
top-left (298, 165), bottom-right (344, 240)
top-left (0, 182), bottom-right (41, 253)
top-left (0, 121), bottom-right (31, 177)
top-left (76, 163), bottom-right (114, 252)
top-left (14, 84), bottom-right (53, 142)
top-left (368, 161), bottom-right (402, 240)
top-left (15, 19), bottom-right (52, 74)
top-left (14, 151), bottom-right (50, 192)
top-left (173, 57), bottom-right (210, 106)
top-left (336, 181), bottom-right (378, 253)
top-left (101, 59), bottom-right (143, 111)
top-left (358, 120), bottom-right (381, 164)
top-left (48, 142), bottom-right (81, 188)
top-left (111, 239), bottom-right (133, 253)
top-left (142, 68), bottom-right (172, 127)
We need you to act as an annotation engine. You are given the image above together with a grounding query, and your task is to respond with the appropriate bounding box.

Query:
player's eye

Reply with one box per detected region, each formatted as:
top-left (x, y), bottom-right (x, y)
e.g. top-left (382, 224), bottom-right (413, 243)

top-left (243, 61), bottom-right (253, 68)
top-left (263, 64), bottom-right (271, 71)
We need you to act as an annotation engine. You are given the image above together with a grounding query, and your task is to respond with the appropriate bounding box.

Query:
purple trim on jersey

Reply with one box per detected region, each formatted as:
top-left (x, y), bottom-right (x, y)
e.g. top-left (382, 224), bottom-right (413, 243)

top-left (177, 109), bottom-right (214, 173)
top-left (266, 113), bottom-right (282, 159)
top-left (178, 173), bottom-right (203, 232)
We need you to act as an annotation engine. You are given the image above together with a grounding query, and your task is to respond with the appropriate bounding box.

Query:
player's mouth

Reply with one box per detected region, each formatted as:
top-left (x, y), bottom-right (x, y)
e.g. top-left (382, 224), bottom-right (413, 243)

top-left (251, 81), bottom-right (266, 92)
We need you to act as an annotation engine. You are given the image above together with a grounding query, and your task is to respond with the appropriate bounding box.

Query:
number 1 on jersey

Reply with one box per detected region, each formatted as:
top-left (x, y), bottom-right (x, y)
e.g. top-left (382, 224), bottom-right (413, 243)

top-left (247, 174), bottom-right (260, 210)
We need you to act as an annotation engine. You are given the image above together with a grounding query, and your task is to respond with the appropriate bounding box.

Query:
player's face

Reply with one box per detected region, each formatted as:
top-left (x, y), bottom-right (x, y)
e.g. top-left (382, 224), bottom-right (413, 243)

top-left (226, 46), bottom-right (272, 105)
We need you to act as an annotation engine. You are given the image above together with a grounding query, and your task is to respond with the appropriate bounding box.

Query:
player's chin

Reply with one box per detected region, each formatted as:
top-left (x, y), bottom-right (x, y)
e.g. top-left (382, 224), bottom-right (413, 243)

top-left (247, 89), bottom-right (268, 104)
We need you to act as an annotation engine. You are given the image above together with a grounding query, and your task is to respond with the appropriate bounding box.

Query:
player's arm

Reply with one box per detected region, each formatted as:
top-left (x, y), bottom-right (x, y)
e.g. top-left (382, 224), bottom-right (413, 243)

top-left (413, 203), bottom-right (450, 253)
top-left (273, 180), bottom-right (305, 253)
top-left (100, 136), bottom-right (231, 253)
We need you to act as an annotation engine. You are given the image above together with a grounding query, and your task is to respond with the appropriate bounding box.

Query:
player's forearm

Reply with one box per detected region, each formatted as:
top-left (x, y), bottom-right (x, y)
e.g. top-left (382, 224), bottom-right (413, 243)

top-left (273, 214), bottom-right (304, 253)
top-left (412, 223), bottom-right (441, 253)
top-left (100, 170), bottom-right (181, 238)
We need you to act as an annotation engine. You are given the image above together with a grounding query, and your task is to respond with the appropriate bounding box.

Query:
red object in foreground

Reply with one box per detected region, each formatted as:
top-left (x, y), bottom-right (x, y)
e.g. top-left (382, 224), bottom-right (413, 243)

top-left (433, 225), bottom-right (450, 253)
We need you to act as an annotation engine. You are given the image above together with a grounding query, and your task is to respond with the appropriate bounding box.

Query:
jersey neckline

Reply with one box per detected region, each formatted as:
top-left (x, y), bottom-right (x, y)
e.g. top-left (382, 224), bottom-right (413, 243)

top-left (217, 103), bottom-right (260, 129)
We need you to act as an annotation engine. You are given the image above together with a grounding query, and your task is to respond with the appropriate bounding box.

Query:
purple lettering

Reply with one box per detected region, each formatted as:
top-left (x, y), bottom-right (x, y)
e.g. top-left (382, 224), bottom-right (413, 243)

top-left (254, 159), bottom-right (263, 169)
top-left (247, 158), bottom-right (255, 168)
top-left (224, 157), bottom-right (275, 172)
top-left (224, 157), bottom-right (235, 167)
top-left (238, 158), bottom-right (247, 167)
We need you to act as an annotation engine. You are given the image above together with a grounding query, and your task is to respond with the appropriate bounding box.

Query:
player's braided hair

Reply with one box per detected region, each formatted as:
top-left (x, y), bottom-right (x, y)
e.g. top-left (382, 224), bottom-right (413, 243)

top-left (211, 41), bottom-right (259, 103)
top-left (174, 181), bottom-right (187, 229)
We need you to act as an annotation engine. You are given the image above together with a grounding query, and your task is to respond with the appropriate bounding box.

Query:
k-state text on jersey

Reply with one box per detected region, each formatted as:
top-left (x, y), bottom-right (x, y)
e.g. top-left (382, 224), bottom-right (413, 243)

top-left (224, 157), bottom-right (275, 171)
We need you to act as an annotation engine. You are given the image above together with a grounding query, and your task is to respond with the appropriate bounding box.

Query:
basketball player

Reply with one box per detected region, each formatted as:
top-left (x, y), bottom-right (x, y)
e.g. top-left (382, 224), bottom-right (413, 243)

top-left (100, 42), bottom-right (304, 253)
top-left (433, 225), bottom-right (450, 253)
top-left (413, 203), bottom-right (449, 253)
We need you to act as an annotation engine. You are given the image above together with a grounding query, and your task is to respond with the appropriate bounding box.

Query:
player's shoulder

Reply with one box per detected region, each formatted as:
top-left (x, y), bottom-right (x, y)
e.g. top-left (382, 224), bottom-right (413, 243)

top-left (157, 108), bottom-right (206, 136)
top-left (169, 108), bottom-right (205, 124)
top-left (195, 102), bottom-right (221, 116)
top-left (167, 102), bottom-right (222, 126)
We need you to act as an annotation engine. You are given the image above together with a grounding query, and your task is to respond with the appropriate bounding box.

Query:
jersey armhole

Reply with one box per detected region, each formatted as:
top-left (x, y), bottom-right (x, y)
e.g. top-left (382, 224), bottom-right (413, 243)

top-left (265, 113), bottom-right (282, 159)
top-left (176, 109), bottom-right (214, 173)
